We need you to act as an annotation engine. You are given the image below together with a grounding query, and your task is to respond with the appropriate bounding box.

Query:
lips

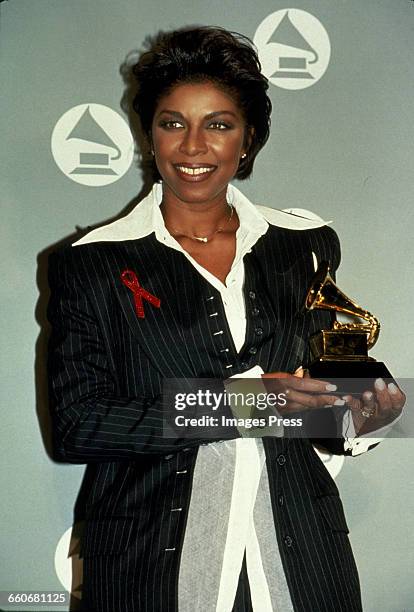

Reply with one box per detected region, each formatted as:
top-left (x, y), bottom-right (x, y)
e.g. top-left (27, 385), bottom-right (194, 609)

top-left (173, 163), bottom-right (217, 182)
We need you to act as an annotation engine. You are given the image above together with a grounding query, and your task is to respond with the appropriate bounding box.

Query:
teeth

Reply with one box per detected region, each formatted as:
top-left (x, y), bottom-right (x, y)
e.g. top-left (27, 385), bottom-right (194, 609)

top-left (176, 166), bottom-right (214, 175)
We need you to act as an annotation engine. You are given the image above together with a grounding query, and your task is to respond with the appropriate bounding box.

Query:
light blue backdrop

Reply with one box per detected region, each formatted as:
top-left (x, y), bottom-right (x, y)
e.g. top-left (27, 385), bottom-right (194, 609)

top-left (1, 1), bottom-right (413, 610)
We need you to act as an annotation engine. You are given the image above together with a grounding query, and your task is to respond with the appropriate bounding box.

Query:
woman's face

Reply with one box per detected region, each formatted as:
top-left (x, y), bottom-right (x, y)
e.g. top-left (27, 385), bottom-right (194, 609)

top-left (151, 81), bottom-right (250, 207)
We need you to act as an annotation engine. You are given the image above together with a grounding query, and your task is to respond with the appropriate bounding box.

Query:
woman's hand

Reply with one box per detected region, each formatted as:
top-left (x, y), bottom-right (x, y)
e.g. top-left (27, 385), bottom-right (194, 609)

top-left (343, 378), bottom-right (406, 436)
top-left (261, 369), bottom-right (406, 436)
top-left (261, 368), bottom-right (346, 415)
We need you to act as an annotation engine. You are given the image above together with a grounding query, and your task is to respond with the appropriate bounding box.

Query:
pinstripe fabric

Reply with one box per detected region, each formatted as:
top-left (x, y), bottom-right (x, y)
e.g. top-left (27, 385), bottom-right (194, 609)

top-left (47, 194), bottom-right (364, 611)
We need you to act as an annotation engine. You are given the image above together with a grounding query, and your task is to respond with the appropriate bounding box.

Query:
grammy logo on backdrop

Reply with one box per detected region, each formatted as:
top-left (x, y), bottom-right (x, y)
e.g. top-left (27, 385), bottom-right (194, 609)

top-left (305, 261), bottom-right (393, 392)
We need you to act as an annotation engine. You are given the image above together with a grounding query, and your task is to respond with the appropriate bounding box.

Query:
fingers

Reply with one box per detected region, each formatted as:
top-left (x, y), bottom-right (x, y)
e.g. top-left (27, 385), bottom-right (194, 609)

top-left (362, 390), bottom-right (376, 413)
top-left (262, 371), bottom-right (343, 413)
top-left (387, 382), bottom-right (406, 410)
top-left (262, 372), bottom-right (337, 394)
top-left (290, 376), bottom-right (338, 394)
top-left (284, 390), bottom-right (345, 413)
top-left (344, 378), bottom-right (406, 435)
top-left (342, 394), bottom-right (361, 413)
top-left (374, 379), bottom-right (405, 420)
top-left (373, 379), bottom-right (391, 418)
top-left (261, 372), bottom-right (406, 419)
top-left (293, 366), bottom-right (305, 378)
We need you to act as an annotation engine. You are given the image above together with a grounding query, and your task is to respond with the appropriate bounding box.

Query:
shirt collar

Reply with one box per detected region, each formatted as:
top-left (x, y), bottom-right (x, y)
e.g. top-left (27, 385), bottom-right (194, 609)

top-left (73, 181), bottom-right (331, 247)
top-left (151, 182), bottom-right (269, 252)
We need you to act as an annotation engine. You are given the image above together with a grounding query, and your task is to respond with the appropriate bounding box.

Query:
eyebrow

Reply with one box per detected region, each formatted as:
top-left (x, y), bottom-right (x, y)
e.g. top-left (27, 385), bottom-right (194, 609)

top-left (156, 110), bottom-right (238, 120)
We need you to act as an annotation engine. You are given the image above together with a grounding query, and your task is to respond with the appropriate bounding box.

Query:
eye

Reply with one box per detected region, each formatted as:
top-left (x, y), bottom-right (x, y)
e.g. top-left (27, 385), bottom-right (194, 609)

top-left (207, 121), bottom-right (232, 130)
top-left (159, 120), bottom-right (184, 129)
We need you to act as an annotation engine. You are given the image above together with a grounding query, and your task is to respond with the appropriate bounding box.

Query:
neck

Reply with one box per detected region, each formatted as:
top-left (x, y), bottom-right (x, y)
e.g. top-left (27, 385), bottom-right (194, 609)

top-left (159, 186), bottom-right (231, 236)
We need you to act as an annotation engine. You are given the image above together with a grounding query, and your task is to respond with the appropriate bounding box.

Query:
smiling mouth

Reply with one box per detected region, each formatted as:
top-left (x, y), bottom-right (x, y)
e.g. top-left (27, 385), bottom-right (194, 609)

top-left (173, 164), bottom-right (217, 179)
top-left (175, 164), bottom-right (215, 176)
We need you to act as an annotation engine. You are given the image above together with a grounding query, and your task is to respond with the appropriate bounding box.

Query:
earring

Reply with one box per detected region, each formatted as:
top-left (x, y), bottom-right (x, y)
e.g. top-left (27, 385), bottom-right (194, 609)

top-left (151, 149), bottom-right (155, 156)
top-left (241, 153), bottom-right (247, 159)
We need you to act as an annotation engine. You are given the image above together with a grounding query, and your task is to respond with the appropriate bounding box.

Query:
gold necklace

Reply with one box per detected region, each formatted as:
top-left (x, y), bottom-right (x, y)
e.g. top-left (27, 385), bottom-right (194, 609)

top-left (167, 204), bottom-right (234, 244)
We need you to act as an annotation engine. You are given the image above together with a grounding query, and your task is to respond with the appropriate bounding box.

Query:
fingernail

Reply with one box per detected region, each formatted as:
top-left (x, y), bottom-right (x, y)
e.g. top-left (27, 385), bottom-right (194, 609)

top-left (388, 383), bottom-right (398, 395)
top-left (326, 384), bottom-right (337, 391)
top-left (342, 395), bottom-right (352, 403)
top-left (334, 399), bottom-right (346, 406)
top-left (375, 378), bottom-right (386, 391)
top-left (364, 391), bottom-right (373, 400)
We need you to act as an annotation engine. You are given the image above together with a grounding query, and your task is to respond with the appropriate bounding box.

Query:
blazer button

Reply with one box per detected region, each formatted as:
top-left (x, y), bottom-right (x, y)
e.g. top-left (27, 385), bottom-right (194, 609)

top-left (249, 291), bottom-right (256, 299)
top-left (240, 361), bottom-right (249, 370)
top-left (252, 307), bottom-right (260, 316)
top-left (284, 535), bottom-right (293, 547)
top-left (277, 454), bottom-right (286, 466)
top-left (278, 494), bottom-right (284, 507)
top-left (248, 346), bottom-right (257, 355)
top-left (254, 327), bottom-right (263, 336)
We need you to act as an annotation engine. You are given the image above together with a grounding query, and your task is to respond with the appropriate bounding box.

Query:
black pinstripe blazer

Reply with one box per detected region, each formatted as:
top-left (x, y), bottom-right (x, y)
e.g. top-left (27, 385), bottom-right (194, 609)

top-left (47, 205), bottom-right (366, 611)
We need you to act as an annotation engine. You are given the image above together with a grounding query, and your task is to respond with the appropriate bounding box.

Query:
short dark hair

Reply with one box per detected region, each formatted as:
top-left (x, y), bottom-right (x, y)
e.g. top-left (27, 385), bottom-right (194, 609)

top-left (132, 25), bottom-right (272, 180)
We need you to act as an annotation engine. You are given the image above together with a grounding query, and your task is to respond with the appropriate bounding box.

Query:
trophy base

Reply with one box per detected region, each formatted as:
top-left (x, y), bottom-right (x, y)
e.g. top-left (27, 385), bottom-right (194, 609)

top-left (308, 359), bottom-right (394, 395)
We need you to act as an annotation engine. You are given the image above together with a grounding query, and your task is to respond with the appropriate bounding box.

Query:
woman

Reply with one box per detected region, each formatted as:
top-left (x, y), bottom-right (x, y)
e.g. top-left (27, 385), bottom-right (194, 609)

top-left (47, 26), bottom-right (404, 612)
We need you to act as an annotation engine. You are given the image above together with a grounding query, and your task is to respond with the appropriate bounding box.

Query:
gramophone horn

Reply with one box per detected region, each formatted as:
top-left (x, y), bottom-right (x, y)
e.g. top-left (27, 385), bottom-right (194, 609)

top-left (305, 261), bottom-right (380, 349)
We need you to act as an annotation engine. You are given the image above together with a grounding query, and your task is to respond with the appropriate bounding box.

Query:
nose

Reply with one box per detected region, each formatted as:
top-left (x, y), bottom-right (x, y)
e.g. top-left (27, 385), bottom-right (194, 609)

top-left (178, 127), bottom-right (208, 156)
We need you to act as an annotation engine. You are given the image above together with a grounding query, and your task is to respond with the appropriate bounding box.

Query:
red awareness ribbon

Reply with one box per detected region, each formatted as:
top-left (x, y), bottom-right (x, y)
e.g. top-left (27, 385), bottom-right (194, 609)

top-left (120, 269), bottom-right (161, 318)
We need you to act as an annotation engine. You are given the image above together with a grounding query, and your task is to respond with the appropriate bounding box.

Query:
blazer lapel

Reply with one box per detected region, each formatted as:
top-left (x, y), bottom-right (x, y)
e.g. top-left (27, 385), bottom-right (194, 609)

top-left (251, 228), bottom-right (316, 373)
top-left (104, 236), bottom-right (198, 378)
